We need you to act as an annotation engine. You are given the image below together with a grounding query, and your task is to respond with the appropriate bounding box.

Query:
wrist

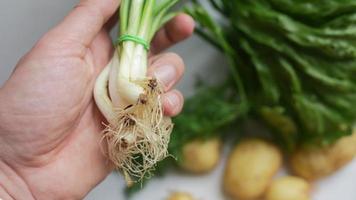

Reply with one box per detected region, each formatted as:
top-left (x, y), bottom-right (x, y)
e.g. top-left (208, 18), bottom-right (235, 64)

top-left (0, 160), bottom-right (35, 200)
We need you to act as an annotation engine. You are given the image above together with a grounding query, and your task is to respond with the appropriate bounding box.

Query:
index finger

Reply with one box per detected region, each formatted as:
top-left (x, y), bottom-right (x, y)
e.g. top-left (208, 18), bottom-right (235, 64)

top-left (150, 13), bottom-right (195, 55)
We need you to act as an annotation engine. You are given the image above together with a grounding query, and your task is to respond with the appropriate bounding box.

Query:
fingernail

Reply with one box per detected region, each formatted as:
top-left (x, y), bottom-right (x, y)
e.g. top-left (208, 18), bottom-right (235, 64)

top-left (154, 65), bottom-right (176, 87)
top-left (166, 91), bottom-right (181, 109)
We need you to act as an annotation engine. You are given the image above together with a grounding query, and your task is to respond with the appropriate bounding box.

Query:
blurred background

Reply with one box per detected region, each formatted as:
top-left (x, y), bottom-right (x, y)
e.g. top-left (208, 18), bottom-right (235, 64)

top-left (1, 1), bottom-right (356, 200)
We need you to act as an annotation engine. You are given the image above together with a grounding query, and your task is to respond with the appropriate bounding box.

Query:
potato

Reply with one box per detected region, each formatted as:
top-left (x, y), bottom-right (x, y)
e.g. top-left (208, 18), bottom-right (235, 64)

top-left (290, 130), bottom-right (356, 180)
top-left (180, 138), bottom-right (221, 173)
top-left (167, 192), bottom-right (195, 200)
top-left (265, 176), bottom-right (311, 200)
top-left (224, 138), bottom-right (282, 200)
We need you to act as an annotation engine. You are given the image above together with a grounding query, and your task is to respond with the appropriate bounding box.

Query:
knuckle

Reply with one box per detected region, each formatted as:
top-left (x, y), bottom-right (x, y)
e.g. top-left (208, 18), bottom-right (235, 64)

top-left (74, 3), bottom-right (104, 22)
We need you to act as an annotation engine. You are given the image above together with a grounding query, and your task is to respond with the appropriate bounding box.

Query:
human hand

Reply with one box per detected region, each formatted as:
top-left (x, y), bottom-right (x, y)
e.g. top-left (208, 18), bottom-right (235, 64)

top-left (0, 0), bottom-right (194, 199)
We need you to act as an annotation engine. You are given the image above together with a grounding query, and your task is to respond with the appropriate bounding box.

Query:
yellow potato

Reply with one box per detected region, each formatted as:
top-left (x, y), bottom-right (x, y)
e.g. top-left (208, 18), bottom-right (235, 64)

top-left (167, 192), bottom-right (195, 200)
top-left (224, 138), bottom-right (282, 200)
top-left (290, 131), bottom-right (356, 180)
top-left (265, 176), bottom-right (311, 200)
top-left (180, 138), bottom-right (221, 173)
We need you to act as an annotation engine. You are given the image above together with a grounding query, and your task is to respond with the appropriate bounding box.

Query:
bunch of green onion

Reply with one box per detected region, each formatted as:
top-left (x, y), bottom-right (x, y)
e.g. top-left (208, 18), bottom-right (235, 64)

top-left (94, 0), bottom-right (178, 184)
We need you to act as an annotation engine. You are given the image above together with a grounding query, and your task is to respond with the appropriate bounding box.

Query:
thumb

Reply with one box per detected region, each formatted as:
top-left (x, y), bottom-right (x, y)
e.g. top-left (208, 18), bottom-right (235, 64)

top-left (45, 0), bottom-right (120, 47)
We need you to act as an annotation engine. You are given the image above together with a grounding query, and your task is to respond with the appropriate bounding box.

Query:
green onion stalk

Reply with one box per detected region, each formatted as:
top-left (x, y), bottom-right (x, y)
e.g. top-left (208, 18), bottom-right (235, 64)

top-left (94, 0), bottom-right (178, 184)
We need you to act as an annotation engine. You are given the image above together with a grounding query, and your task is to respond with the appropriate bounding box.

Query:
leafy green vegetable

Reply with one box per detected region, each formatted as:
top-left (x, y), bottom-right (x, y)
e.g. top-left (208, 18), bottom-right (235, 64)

top-left (127, 0), bottom-right (356, 193)
top-left (168, 84), bottom-right (245, 159)
top-left (184, 0), bottom-right (356, 149)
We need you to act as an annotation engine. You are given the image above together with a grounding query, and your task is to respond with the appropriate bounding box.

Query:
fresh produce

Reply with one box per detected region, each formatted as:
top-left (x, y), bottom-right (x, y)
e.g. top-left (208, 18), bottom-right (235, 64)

top-left (168, 85), bottom-right (241, 156)
top-left (265, 176), bottom-right (311, 200)
top-left (94, 0), bottom-right (179, 183)
top-left (167, 192), bottom-right (195, 200)
top-left (126, 0), bottom-right (356, 194)
top-left (126, 87), bottom-right (240, 193)
top-left (290, 130), bottom-right (356, 180)
top-left (223, 138), bottom-right (282, 200)
top-left (179, 138), bottom-right (222, 173)
top-left (184, 0), bottom-right (356, 150)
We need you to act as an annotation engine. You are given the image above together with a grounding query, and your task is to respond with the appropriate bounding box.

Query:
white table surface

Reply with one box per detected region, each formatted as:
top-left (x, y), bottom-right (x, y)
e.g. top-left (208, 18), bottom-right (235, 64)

top-left (1, 1), bottom-right (356, 200)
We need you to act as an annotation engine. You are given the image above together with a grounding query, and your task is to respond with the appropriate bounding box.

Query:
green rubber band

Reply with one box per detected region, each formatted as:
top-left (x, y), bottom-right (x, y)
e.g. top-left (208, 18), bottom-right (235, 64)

top-left (116, 34), bottom-right (150, 50)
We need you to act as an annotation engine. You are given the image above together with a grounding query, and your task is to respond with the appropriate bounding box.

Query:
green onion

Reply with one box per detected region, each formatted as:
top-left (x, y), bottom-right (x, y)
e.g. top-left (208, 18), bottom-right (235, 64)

top-left (94, 0), bottom-right (179, 184)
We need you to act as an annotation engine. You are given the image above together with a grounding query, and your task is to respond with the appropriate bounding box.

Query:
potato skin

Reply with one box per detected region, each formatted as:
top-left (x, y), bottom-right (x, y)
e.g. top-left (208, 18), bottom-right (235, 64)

top-left (265, 176), bottom-right (311, 200)
top-left (180, 138), bottom-right (221, 173)
top-left (290, 131), bottom-right (356, 180)
top-left (167, 192), bottom-right (194, 200)
top-left (224, 138), bottom-right (282, 200)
